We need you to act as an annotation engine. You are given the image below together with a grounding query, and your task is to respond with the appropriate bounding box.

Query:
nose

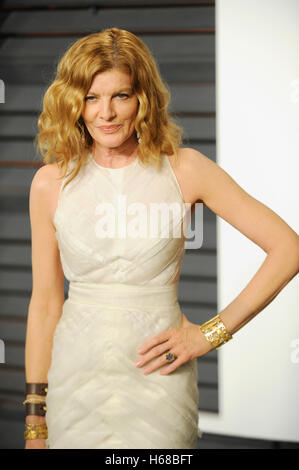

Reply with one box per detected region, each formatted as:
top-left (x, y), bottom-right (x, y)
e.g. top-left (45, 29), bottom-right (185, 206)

top-left (97, 99), bottom-right (116, 122)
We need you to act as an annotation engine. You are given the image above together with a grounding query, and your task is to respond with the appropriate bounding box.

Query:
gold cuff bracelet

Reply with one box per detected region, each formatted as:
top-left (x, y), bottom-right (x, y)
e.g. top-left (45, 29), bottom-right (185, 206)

top-left (200, 314), bottom-right (232, 350)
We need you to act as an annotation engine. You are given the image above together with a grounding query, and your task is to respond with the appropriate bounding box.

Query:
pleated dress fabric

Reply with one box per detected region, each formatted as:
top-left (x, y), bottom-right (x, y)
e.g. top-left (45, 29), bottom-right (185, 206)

top-left (45, 152), bottom-right (200, 449)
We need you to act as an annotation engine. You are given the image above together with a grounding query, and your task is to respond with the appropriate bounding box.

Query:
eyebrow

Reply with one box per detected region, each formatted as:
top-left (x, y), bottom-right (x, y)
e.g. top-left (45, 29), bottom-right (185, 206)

top-left (86, 88), bottom-right (132, 96)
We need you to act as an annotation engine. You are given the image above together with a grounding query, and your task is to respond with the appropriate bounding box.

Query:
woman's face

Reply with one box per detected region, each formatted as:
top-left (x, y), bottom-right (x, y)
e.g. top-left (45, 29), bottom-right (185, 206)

top-left (81, 68), bottom-right (139, 151)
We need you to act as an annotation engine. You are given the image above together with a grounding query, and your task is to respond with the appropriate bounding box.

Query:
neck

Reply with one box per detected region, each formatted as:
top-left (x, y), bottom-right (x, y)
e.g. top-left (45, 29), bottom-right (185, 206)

top-left (91, 135), bottom-right (139, 166)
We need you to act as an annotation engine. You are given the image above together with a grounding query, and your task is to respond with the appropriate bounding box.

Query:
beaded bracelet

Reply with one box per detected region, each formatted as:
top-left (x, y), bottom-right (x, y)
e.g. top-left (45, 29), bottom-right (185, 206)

top-left (200, 314), bottom-right (233, 350)
top-left (24, 383), bottom-right (48, 417)
top-left (23, 398), bottom-right (46, 405)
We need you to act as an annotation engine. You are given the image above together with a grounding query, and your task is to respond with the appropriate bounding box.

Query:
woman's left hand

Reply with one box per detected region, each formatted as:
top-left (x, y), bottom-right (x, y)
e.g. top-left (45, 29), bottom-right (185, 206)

top-left (135, 312), bottom-right (213, 375)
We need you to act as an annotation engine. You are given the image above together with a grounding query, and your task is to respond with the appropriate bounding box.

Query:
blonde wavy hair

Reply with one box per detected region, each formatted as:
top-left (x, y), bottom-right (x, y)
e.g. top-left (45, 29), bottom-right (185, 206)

top-left (35, 27), bottom-right (184, 188)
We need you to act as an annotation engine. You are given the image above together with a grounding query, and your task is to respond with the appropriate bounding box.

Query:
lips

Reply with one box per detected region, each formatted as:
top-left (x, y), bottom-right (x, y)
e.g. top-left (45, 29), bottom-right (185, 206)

top-left (98, 125), bottom-right (122, 133)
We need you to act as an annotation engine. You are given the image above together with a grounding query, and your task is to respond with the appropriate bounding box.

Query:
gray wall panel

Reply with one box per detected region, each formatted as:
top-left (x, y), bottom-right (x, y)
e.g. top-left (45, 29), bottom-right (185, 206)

top-left (0, 34), bottom-right (215, 85)
top-left (0, 1), bottom-right (215, 8)
top-left (1, 7), bottom-right (214, 32)
top-left (1, 84), bottom-right (215, 112)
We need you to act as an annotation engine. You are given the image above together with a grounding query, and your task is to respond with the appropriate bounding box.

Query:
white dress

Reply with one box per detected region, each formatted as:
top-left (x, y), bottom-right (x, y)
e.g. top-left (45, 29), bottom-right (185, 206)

top-left (45, 152), bottom-right (200, 449)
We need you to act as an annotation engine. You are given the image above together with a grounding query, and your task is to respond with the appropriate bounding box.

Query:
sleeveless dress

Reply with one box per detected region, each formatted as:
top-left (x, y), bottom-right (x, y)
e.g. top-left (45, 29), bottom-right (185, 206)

top-left (45, 151), bottom-right (200, 449)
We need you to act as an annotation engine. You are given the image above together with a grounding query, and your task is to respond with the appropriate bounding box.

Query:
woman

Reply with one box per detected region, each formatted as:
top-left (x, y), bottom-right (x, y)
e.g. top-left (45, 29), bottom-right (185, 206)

top-left (24, 27), bottom-right (299, 449)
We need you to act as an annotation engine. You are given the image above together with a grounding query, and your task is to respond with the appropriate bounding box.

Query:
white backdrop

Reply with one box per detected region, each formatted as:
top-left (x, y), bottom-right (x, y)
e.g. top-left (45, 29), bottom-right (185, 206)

top-left (199, 0), bottom-right (299, 442)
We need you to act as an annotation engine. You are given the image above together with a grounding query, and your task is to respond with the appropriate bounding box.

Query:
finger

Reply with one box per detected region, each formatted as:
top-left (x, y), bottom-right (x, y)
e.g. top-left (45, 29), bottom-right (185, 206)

top-left (143, 355), bottom-right (180, 376)
top-left (136, 341), bottom-right (172, 369)
top-left (137, 328), bottom-right (173, 354)
top-left (142, 347), bottom-right (182, 375)
top-left (159, 355), bottom-right (186, 376)
top-left (142, 350), bottom-right (177, 375)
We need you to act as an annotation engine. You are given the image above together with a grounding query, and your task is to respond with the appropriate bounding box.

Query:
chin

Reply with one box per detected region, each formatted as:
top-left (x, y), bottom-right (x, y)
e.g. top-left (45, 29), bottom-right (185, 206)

top-left (102, 136), bottom-right (125, 144)
top-left (94, 135), bottom-right (131, 148)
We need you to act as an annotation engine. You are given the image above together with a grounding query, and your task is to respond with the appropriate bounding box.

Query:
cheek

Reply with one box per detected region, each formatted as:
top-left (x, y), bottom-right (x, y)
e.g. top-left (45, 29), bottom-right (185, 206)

top-left (124, 101), bottom-right (139, 123)
top-left (81, 106), bottom-right (93, 122)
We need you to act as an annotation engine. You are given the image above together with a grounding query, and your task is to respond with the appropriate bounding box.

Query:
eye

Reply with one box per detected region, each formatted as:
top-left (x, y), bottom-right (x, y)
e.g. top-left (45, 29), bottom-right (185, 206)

top-left (84, 96), bottom-right (95, 101)
top-left (116, 93), bottom-right (129, 99)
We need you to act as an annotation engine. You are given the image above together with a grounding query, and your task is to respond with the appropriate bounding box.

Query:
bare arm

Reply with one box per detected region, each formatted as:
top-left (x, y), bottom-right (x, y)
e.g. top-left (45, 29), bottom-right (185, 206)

top-left (25, 164), bottom-right (65, 446)
top-left (184, 148), bottom-right (299, 334)
top-left (117, 148), bottom-right (299, 377)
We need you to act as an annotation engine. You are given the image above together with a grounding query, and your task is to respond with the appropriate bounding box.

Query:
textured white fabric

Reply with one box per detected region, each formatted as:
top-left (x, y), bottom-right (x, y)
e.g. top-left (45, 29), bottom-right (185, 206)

top-left (45, 152), bottom-right (200, 449)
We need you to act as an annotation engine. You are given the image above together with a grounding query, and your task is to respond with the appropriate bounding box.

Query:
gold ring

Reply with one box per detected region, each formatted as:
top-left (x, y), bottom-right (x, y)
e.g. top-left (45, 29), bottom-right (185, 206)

top-left (165, 352), bottom-right (176, 363)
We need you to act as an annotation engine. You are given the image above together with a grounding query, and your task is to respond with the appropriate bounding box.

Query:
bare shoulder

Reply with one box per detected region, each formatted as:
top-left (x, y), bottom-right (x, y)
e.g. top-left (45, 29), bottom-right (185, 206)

top-left (31, 162), bottom-right (62, 192)
top-left (30, 162), bottom-right (63, 226)
top-left (167, 147), bottom-right (218, 204)
top-left (168, 146), bottom-right (210, 166)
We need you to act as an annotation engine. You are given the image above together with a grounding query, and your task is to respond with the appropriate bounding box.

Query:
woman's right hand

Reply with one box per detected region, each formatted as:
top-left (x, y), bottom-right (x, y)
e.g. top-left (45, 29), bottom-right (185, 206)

top-left (25, 438), bottom-right (47, 449)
